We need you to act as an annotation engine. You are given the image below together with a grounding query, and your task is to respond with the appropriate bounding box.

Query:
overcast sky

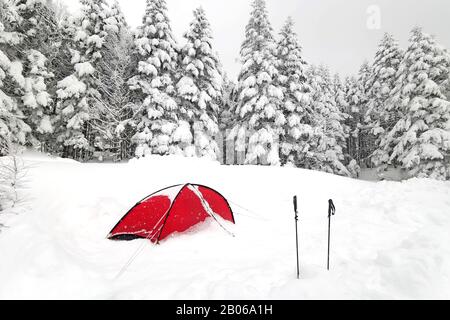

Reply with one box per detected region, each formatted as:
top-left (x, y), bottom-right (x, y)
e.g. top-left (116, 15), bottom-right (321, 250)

top-left (63, 0), bottom-right (450, 80)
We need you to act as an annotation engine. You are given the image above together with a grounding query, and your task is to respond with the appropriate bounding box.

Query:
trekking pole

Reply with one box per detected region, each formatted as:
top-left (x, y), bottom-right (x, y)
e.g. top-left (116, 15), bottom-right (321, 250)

top-left (327, 199), bottom-right (336, 271)
top-left (293, 196), bottom-right (300, 279)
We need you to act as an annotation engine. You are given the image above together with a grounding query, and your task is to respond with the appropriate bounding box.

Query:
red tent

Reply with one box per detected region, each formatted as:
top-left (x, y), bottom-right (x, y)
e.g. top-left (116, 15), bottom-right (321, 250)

top-left (108, 184), bottom-right (235, 243)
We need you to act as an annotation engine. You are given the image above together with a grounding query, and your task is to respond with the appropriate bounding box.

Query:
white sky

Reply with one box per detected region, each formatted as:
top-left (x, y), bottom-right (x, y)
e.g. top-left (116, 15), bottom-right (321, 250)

top-left (62, 0), bottom-right (450, 80)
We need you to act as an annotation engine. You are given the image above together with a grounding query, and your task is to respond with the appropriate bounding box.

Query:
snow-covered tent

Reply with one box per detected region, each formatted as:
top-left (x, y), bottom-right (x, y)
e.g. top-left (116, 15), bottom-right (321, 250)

top-left (108, 184), bottom-right (235, 243)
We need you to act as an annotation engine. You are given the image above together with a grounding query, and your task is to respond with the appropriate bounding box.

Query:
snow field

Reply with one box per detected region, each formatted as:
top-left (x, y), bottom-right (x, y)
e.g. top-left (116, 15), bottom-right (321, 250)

top-left (0, 153), bottom-right (449, 299)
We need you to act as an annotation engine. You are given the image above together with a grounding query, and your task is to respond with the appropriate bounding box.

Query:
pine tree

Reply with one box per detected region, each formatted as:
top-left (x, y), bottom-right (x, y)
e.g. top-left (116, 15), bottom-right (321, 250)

top-left (384, 28), bottom-right (450, 180)
top-left (233, 0), bottom-right (284, 166)
top-left (367, 33), bottom-right (404, 172)
top-left (276, 17), bottom-right (312, 167)
top-left (129, 0), bottom-right (183, 158)
top-left (177, 7), bottom-right (223, 160)
top-left (55, 0), bottom-right (110, 160)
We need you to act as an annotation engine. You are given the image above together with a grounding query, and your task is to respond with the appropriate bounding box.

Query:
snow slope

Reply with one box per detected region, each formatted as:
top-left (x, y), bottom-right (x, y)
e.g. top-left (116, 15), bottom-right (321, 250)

top-left (1, 152), bottom-right (450, 299)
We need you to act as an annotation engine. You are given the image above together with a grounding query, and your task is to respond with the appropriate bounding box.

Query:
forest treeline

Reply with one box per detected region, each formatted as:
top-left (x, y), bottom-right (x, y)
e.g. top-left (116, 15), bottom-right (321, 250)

top-left (1, 0), bottom-right (449, 180)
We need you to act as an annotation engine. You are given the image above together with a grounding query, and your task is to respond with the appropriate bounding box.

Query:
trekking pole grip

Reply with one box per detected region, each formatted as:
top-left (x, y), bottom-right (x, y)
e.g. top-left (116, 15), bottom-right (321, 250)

top-left (328, 199), bottom-right (335, 217)
top-left (293, 196), bottom-right (298, 218)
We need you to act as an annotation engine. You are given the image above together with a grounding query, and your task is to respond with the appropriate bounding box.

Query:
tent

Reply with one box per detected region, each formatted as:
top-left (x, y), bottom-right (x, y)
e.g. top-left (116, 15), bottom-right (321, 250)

top-left (108, 183), bottom-right (235, 243)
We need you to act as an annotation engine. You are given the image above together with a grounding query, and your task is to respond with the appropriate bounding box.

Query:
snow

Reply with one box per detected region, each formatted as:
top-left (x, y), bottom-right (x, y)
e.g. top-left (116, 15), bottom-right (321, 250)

top-left (75, 62), bottom-right (95, 77)
top-left (172, 121), bottom-right (193, 144)
top-left (177, 76), bottom-right (198, 97)
top-left (38, 116), bottom-right (53, 134)
top-left (1, 153), bottom-right (449, 299)
top-left (9, 61), bottom-right (25, 88)
top-left (87, 35), bottom-right (105, 49)
top-left (57, 75), bottom-right (87, 99)
top-left (138, 61), bottom-right (158, 76)
top-left (0, 51), bottom-right (12, 71)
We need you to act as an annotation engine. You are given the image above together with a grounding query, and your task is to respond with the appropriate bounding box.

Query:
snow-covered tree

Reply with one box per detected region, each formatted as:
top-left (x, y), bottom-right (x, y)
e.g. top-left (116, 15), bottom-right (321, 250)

top-left (351, 62), bottom-right (372, 167)
top-left (49, 13), bottom-right (78, 84)
top-left (333, 74), bottom-right (349, 119)
top-left (46, 0), bottom-right (70, 25)
top-left (39, 13), bottom-right (79, 155)
top-left (94, 0), bottom-right (135, 160)
top-left (0, 142), bottom-right (26, 214)
top-left (0, 0), bottom-right (31, 152)
top-left (218, 77), bottom-right (238, 164)
top-left (342, 76), bottom-right (360, 168)
top-left (55, 0), bottom-right (110, 160)
top-left (0, 0), bottom-right (58, 151)
top-left (276, 17), bottom-right (312, 167)
top-left (341, 63), bottom-right (373, 170)
top-left (16, 0), bottom-right (57, 146)
top-left (177, 7), bottom-right (223, 160)
top-left (307, 65), bottom-right (349, 176)
top-left (383, 28), bottom-right (450, 180)
top-left (105, 0), bottom-right (127, 31)
top-left (233, 0), bottom-right (284, 166)
top-left (218, 77), bottom-right (236, 135)
top-left (334, 73), bottom-right (363, 177)
top-left (444, 75), bottom-right (450, 101)
top-left (367, 33), bottom-right (404, 172)
top-left (129, 0), bottom-right (183, 158)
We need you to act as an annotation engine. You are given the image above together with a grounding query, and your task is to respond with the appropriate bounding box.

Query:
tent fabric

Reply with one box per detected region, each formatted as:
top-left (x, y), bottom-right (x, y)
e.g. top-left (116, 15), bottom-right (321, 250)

top-left (108, 184), bottom-right (235, 243)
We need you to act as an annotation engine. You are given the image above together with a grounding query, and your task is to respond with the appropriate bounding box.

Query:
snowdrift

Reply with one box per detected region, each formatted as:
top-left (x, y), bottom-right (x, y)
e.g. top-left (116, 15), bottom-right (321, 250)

top-left (0, 153), bottom-right (449, 299)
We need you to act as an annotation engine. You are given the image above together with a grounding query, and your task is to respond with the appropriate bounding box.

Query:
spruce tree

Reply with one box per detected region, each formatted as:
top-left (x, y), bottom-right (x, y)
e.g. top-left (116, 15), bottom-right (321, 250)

top-left (321, 66), bottom-right (350, 176)
top-left (342, 76), bottom-right (361, 175)
top-left (342, 63), bottom-right (372, 169)
top-left (384, 28), bottom-right (450, 180)
top-left (18, 0), bottom-right (57, 144)
top-left (354, 62), bottom-right (372, 167)
top-left (43, 14), bottom-right (79, 155)
top-left (177, 7), bottom-right (223, 160)
top-left (0, 0), bottom-right (58, 151)
top-left (367, 33), bottom-right (404, 172)
top-left (219, 77), bottom-right (238, 164)
top-left (129, 0), bottom-right (183, 158)
top-left (50, 13), bottom-right (78, 86)
top-left (233, 0), bottom-right (285, 166)
top-left (0, 0), bottom-right (31, 152)
top-left (55, 0), bottom-right (110, 160)
top-left (444, 75), bottom-right (450, 101)
top-left (334, 74), bottom-right (362, 177)
top-left (105, 0), bottom-right (128, 32)
top-left (276, 17), bottom-right (312, 167)
top-left (307, 65), bottom-right (349, 176)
